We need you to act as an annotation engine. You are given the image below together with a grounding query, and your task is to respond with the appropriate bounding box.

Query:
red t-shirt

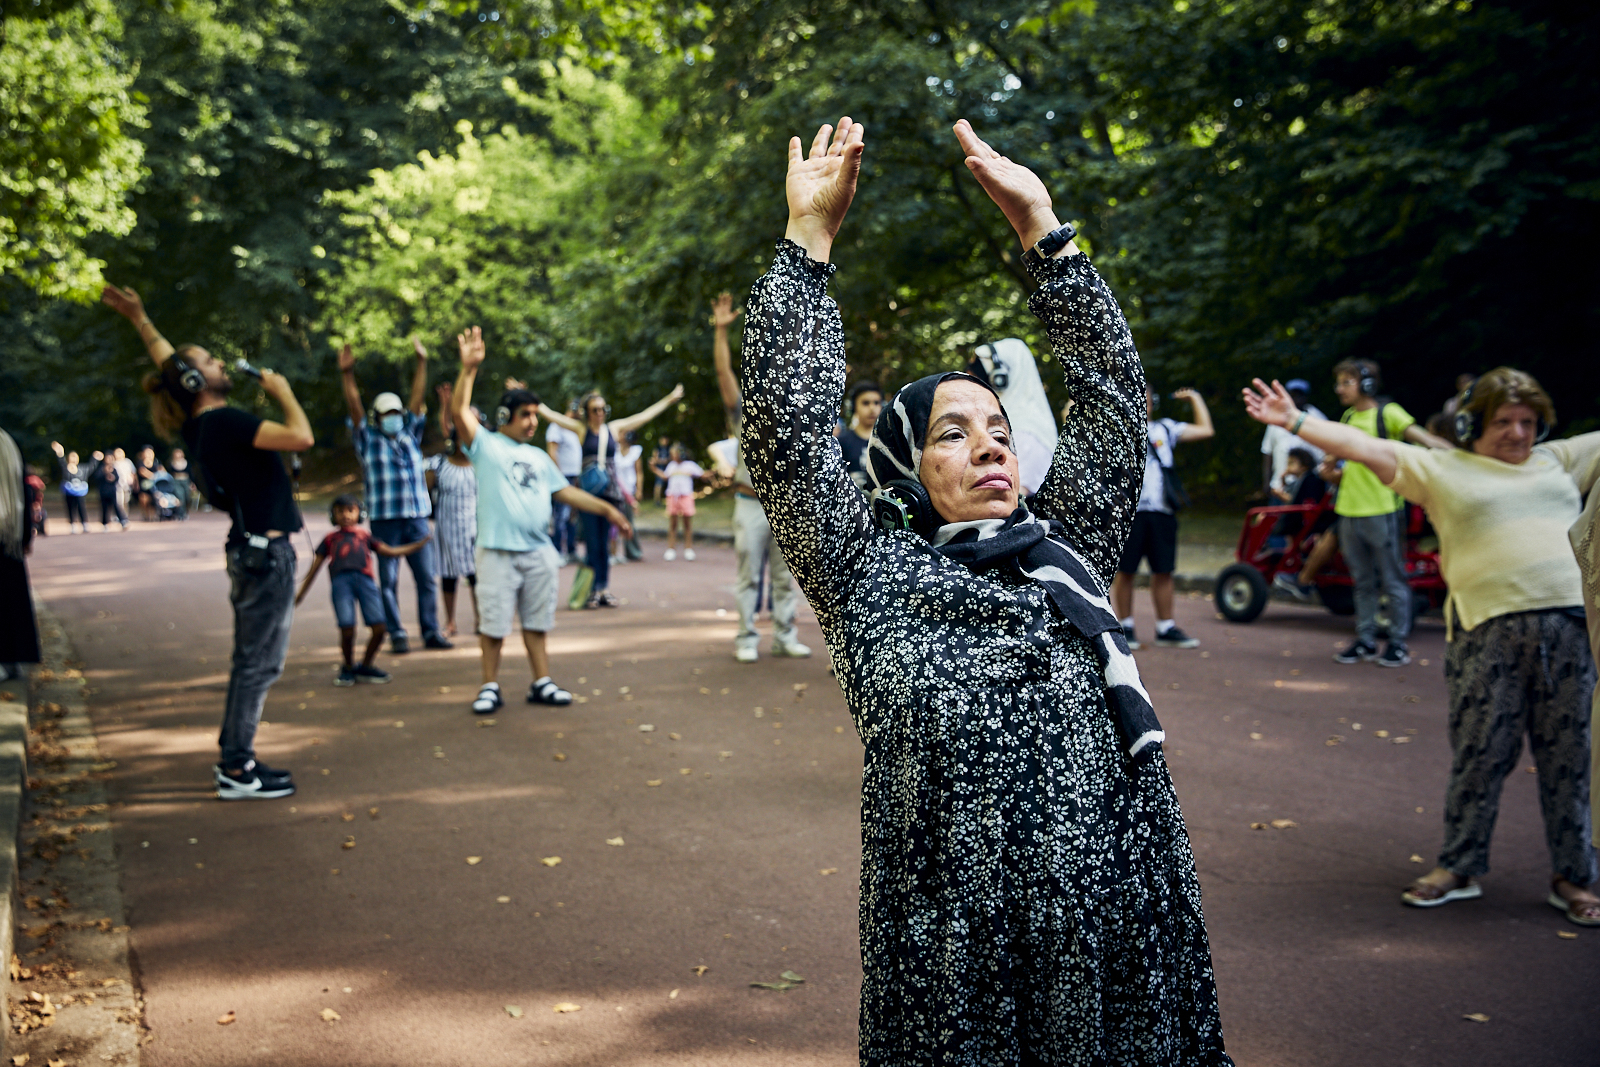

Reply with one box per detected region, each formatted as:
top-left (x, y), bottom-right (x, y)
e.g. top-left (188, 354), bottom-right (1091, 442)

top-left (316, 527), bottom-right (383, 578)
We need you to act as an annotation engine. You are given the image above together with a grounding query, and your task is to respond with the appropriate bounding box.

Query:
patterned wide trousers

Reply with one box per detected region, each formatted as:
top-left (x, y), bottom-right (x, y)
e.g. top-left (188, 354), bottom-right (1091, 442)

top-left (1440, 609), bottom-right (1597, 885)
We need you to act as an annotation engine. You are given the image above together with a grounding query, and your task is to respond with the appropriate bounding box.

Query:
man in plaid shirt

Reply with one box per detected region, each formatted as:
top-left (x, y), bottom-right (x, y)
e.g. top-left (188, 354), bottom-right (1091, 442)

top-left (338, 339), bottom-right (451, 653)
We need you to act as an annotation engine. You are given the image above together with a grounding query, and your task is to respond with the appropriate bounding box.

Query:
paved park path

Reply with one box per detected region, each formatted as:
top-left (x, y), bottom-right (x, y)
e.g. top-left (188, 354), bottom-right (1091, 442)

top-left (25, 512), bottom-right (1597, 1066)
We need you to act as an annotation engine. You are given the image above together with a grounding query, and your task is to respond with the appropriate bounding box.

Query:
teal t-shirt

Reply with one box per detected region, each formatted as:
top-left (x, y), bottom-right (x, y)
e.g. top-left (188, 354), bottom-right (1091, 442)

top-left (465, 428), bottom-right (569, 552)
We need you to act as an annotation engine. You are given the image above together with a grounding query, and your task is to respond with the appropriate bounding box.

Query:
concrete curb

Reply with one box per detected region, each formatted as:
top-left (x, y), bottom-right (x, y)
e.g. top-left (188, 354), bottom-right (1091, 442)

top-left (8, 604), bottom-right (142, 1064)
top-left (0, 693), bottom-right (25, 1063)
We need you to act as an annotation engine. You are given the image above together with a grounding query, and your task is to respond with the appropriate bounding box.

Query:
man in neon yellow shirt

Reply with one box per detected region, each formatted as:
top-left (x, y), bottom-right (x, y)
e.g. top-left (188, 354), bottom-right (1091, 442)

top-left (1327, 360), bottom-right (1451, 667)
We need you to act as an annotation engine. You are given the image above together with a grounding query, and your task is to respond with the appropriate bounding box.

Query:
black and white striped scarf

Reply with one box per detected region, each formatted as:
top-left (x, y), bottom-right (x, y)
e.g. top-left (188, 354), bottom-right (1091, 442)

top-left (865, 371), bottom-right (1163, 761)
top-left (936, 509), bottom-right (1164, 760)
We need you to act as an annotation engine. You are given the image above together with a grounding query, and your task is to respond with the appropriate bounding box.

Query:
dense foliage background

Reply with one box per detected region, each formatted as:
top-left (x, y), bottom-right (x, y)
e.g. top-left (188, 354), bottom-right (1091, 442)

top-left (4, 0), bottom-right (1596, 502)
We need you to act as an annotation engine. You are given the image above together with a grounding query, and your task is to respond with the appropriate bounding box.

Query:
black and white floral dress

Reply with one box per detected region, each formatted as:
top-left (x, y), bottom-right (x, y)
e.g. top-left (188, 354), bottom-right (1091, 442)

top-left (741, 240), bottom-right (1230, 1065)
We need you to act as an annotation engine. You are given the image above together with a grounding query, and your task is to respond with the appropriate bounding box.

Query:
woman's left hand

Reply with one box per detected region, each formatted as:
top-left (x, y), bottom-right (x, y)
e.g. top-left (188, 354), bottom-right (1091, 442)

top-left (1242, 378), bottom-right (1300, 427)
top-left (784, 117), bottom-right (866, 263)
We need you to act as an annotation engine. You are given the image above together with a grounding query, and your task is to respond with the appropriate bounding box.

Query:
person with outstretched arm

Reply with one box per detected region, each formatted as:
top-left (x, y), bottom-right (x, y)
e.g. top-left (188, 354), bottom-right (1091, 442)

top-left (449, 327), bottom-right (633, 715)
top-left (104, 283), bottom-right (313, 800)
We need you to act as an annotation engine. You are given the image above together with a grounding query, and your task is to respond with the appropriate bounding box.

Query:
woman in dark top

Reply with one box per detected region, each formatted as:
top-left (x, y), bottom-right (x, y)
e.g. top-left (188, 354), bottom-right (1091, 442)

top-left (739, 116), bottom-right (1230, 1064)
top-left (94, 453), bottom-right (127, 531)
top-left (50, 441), bottom-right (89, 533)
top-left (540, 383), bottom-right (683, 607)
top-left (1, 427), bottom-right (41, 679)
top-left (136, 445), bottom-right (163, 522)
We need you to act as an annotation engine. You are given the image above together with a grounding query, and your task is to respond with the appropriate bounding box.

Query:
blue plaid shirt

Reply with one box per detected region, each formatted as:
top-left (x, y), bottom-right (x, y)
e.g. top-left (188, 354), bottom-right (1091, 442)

top-left (350, 412), bottom-right (431, 520)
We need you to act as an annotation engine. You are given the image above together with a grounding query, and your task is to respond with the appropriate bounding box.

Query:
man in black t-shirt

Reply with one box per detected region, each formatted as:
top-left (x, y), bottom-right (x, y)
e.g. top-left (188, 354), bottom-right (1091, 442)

top-left (105, 283), bottom-right (314, 801)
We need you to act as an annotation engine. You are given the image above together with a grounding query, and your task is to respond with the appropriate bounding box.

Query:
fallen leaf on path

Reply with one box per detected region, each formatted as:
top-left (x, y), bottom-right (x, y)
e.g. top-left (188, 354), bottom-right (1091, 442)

top-left (478, 720), bottom-right (497, 728)
top-left (1557, 931), bottom-right (1578, 939)
top-left (393, 721), bottom-right (404, 728)
top-left (466, 856), bottom-right (482, 865)
top-left (341, 813), bottom-right (354, 822)
top-left (835, 726), bottom-right (844, 734)
top-left (1462, 1013), bottom-right (1489, 1024)
top-left (606, 837), bottom-right (624, 847)
top-left (679, 768), bottom-right (692, 775)
top-left (1249, 733), bottom-right (1263, 741)
top-left (639, 724), bottom-right (655, 732)
top-left (504, 1005), bottom-right (524, 1018)
top-left (780, 971), bottom-right (805, 982)
top-left (552, 1002), bottom-right (581, 1013)
top-left (669, 989), bottom-right (679, 999)
top-left (719, 751), bottom-right (732, 760)
top-left (1270, 819), bottom-right (1298, 829)
top-left (438, 686), bottom-right (451, 694)
top-left (541, 856), bottom-right (561, 867)
top-left (792, 683), bottom-right (808, 692)
top-left (552, 751), bottom-right (567, 762)
top-left (1410, 855), bottom-right (1424, 864)
top-left (1374, 730), bottom-right (1390, 738)
top-left (368, 808), bottom-right (379, 818)
top-left (9, 1055), bottom-right (24, 1065)
top-left (217, 1011), bottom-right (236, 1025)
top-left (342, 837), bottom-right (355, 850)
top-left (669, 732), bottom-right (681, 741)
top-left (692, 966), bottom-right (708, 976)
top-left (321, 769), bottom-right (330, 775)
top-left (1392, 736), bottom-right (1412, 744)
top-left (699, 687), bottom-right (711, 694)
top-left (1250, 823), bottom-right (1268, 830)
top-left (750, 981), bottom-right (797, 991)
top-left (645, 780), bottom-right (662, 787)
top-left (320, 1008), bottom-right (341, 1022)
top-left (1325, 736), bottom-right (1344, 746)
top-left (47, 1061), bottom-right (64, 1067)
top-left (497, 896), bottom-right (511, 904)
top-left (819, 868), bottom-right (838, 876)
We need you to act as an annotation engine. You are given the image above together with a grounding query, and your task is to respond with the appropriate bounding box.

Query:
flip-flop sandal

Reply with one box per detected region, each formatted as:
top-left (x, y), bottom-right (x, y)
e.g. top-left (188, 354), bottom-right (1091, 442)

top-left (1546, 891), bottom-right (1600, 927)
top-left (1401, 879), bottom-right (1482, 908)
top-left (471, 683), bottom-right (504, 716)
top-left (527, 679), bottom-right (573, 706)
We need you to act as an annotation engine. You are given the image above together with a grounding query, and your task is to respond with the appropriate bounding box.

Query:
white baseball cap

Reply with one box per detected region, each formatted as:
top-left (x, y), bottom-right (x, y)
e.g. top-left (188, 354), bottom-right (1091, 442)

top-left (372, 392), bottom-right (404, 415)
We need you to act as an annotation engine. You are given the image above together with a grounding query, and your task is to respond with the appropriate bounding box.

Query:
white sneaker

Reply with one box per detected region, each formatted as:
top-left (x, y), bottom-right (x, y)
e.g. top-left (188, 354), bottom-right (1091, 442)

top-left (664, 549), bottom-right (677, 561)
top-left (684, 549), bottom-right (696, 561)
top-left (772, 638), bottom-right (812, 658)
top-left (734, 646), bottom-right (759, 663)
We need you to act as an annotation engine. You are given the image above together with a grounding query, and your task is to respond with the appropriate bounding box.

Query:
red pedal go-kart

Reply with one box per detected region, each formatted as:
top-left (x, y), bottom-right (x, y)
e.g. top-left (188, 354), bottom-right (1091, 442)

top-left (1213, 491), bottom-right (1446, 624)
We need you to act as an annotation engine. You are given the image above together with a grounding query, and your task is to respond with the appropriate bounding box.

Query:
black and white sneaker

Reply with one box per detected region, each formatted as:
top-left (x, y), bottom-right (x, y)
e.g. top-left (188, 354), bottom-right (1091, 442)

top-left (353, 664), bottom-right (392, 684)
top-left (1377, 642), bottom-right (1412, 668)
top-left (527, 677), bottom-right (573, 706)
top-left (334, 665), bottom-right (357, 687)
top-left (214, 760), bottom-right (296, 801)
top-left (1334, 640), bottom-right (1379, 664)
top-left (1154, 625), bottom-right (1200, 649)
top-left (471, 682), bottom-right (504, 716)
top-left (1121, 625), bottom-right (1141, 651)
top-left (1272, 572), bottom-right (1316, 603)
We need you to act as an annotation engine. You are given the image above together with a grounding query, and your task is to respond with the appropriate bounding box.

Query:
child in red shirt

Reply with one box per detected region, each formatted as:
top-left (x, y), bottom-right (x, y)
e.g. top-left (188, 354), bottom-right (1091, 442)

top-left (296, 494), bottom-right (430, 686)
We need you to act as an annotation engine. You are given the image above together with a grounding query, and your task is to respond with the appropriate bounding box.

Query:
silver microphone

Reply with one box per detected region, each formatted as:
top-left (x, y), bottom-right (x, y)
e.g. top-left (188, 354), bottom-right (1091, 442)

top-left (233, 357), bottom-right (265, 380)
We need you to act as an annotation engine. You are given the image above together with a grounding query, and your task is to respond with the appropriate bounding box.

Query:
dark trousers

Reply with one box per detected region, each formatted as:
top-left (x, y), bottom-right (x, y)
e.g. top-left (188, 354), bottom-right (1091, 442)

top-left (552, 476), bottom-right (580, 556)
top-left (371, 516), bottom-right (439, 640)
top-left (582, 511), bottom-right (612, 591)
top-left (219, 539), bottom-right (296, 767)
top-left (63, 494), bottom-right (87, 526)
top-left (1440, 610), bottom-right (1597, 885)
top-left (99, 493), bottom-right (126, 528)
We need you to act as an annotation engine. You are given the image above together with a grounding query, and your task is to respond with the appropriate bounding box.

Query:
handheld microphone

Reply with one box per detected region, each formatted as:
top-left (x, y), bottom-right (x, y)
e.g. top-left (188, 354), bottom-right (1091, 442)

top-left (233, 357), bottom-right (264, 380)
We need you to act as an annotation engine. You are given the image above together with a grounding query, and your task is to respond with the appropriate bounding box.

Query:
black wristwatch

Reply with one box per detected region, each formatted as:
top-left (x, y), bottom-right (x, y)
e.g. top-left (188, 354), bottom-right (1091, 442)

top-left (1021, 222), bottom-right (1077, 271)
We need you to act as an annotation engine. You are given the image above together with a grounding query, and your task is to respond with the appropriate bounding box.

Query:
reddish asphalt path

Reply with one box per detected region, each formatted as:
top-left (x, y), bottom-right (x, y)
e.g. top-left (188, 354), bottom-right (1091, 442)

top-left (24, 511), bottom-right (1598, 1066)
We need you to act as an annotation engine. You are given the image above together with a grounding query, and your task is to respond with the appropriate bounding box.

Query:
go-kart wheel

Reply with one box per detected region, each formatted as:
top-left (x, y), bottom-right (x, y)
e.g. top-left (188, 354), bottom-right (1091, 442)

top-left (1215, 564), bottom-right (1269, 623)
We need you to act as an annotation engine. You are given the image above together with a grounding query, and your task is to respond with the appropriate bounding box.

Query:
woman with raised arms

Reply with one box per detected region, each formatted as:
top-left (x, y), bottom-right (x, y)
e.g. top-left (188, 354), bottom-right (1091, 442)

top-left (739, 115), bottom-right (1231, 1064)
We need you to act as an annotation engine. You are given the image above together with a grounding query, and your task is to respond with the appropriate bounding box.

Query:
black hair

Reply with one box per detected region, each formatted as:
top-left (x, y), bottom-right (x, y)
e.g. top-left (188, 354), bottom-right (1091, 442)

top-left (497, 388), bottom-right (541, 424)
top-left (331, 493), bottom-right (362, 512)
top-left (848, 380), bottom-right (883, 412)
top-left (1286, 447), bottom-right (1316, 469)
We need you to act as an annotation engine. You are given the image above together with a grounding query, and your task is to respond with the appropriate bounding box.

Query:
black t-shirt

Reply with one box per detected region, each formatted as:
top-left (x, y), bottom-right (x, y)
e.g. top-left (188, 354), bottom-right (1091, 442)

top-left (838, 427), bottom-right (869, 475)
top-left (181, 407), bottom-right (302, 547)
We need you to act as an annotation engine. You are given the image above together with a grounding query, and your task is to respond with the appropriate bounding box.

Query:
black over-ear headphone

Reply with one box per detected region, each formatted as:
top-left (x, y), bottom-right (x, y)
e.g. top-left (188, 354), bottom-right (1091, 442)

top-left (1357, 363), bottom-right (1379, 398)
top-left (1453, 379), bottom-right (1550, 446)
top-left (872, 479), bottom-right (940, 539)
top-left (170, 354), bottom-right (205, 395)
top-left (328, 498), bottom-right (368, 525)
top-left (495, 405), bottom-right (512, 427)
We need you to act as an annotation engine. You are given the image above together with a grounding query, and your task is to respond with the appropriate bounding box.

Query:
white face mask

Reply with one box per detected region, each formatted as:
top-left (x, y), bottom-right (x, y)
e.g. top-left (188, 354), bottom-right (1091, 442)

top-left (379, 413), bottom-right (404, 436)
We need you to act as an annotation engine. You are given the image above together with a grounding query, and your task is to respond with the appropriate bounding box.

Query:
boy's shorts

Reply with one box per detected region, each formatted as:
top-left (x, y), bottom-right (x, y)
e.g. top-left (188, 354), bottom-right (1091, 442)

top-left (330, 570), bottom-right (385, 629)
top-left (476, 544), bottom-right (561, 637)
top-left (1117, 510), bottom-right (1179, 575)
top-left (665, 493), bottom-right (696, 518)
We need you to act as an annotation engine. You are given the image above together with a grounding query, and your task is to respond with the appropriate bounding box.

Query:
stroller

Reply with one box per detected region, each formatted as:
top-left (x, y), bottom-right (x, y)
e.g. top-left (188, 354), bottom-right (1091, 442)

top-left (148, 471), bottom-right (187, 521)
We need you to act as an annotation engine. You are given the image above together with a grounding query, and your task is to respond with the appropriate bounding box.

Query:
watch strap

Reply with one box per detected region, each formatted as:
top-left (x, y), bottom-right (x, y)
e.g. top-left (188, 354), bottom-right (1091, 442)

top-left (1022, 222), bottom-right (1078, 271)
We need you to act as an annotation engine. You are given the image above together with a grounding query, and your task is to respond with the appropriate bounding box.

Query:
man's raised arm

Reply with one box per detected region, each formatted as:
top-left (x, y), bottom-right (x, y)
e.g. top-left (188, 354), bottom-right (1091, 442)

top-left (711, 292), bottom-right (742, 411)
top-left (337, 344), bottom-right (365, 425)
top-left (102, 285), bottom-right (175, 365)
top-left (451, 327), bottom-right (485, 449)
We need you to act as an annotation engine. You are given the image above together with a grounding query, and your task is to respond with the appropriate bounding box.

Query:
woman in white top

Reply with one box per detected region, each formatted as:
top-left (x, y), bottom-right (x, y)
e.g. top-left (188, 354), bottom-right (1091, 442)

top-left (1244, 367), bottom-right (1600, 926)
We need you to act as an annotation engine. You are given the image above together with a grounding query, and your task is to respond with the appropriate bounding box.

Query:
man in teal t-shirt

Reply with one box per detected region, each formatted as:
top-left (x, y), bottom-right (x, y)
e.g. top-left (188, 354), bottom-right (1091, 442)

top-left (449, 326), bottom-right (632, 716)
top-left (1328, 359), bottom-right (1451, 667)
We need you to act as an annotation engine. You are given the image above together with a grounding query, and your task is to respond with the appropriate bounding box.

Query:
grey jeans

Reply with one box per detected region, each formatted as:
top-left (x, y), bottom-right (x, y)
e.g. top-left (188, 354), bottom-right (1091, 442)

top-left (219, 539), bottom-right (296, 767)
top-left (733, 494), bottom-right (799, 651)
top-left (1339, 510), bottom-right (1411, 645)
top-left (1440, 610), bottom-right (1597, 884)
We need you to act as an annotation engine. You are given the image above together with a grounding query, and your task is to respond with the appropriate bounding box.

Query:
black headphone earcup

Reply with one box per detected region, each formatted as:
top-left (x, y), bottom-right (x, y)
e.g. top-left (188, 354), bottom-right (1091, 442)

top-left (495, 406), bottom-right (510, 427)
top-left (1453, 410), bottom-right (1476, 445)
top-left (874, 480), bottom-right (938, 539)
top-left (1535, 418), bottom-right (1550, 444)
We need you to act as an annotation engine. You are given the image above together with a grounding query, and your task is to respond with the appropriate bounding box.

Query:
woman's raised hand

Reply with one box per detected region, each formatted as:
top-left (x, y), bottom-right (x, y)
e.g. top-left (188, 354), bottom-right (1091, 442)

top-left (457, 326), bottom-right (485, 370)
top-left (784, 117), bottom-right (866, 264)
top-left (953, 119), bottom-right (1062, 250)
top-left (1241, 378), bottom-right (1300, 427)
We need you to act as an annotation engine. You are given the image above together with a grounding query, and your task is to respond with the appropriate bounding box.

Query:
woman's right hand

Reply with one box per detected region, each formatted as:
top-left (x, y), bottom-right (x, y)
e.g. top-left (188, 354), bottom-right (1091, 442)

top-left (953, 119), bottom-right (1062, 250)
top-left (457, 326), bottom-right (485, 370)
top-left (1242, 378), bottom-right (1300, 428)
top-left (784, 117), bottom-right (866, 263)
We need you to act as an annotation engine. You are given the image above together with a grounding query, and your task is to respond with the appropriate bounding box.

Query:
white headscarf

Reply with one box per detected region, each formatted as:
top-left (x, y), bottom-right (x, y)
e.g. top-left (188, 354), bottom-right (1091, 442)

top-left (974, 338), bottom-right (1058, 495)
